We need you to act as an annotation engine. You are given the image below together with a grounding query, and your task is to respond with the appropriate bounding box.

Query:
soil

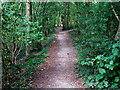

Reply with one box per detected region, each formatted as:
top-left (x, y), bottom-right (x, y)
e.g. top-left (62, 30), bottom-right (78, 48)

top-left (32, 27), bottom-right (87, 88)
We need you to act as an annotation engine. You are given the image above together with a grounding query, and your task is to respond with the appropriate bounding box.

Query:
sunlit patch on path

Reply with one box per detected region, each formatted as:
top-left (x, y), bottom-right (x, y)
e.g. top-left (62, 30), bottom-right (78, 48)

top-left (32, 27), bottom-right (87, 88)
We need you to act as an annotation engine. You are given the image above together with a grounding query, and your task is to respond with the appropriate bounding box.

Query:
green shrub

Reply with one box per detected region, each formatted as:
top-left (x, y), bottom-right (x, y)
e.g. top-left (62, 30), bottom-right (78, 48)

top-left (70, 3), bottom-right (120, 88)
top-left (71, 32), bottom-right (120, 88)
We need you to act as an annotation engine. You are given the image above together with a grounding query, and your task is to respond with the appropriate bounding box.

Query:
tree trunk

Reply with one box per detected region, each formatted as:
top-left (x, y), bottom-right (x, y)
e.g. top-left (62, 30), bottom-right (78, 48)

top-left (26, 0), bottom-right (30, 56)
top-left (42, 2), bottom-right (47, 35)
top-left (67, 3), bottom-right (69, 29)
top-left (63, 3), bottom-right (67, 30)
top-left (110, 1), bottom-right (120, 40)
top-left (30, 2), bottom-right (32, 21)
top-left (115, 22), bottom-right (120, 40)
top-left (0, 3), bottom-right (2, 89)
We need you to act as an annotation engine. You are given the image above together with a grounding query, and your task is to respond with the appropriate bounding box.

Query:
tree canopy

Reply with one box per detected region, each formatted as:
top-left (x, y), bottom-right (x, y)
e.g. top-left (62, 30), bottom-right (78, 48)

top-left (1, 2), bottom-right (120, 88)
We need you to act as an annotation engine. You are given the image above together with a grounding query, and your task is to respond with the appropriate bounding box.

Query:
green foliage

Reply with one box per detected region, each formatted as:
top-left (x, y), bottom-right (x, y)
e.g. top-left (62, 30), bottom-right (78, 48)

top-left (70, 2), bottom-right (120, 88)
top-left (2, 2), bottom-right (55, 88)
top-left (3, 34), bottom-right (54, 88)
top-left (2, 2), bottom-right (120, 88)
top-left (3, 48), bottom-right (46, 88)
top-left (2, 2), bottom-right (45, 58)
top-left (72, 34), bottom-right (120, 88)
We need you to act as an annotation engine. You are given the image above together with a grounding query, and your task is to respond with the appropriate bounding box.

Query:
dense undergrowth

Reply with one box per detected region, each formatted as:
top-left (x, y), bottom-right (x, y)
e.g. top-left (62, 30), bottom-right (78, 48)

top-left (70, 2), bottom-right (120, 88)
top-left (1, 2), bottom-right (56, 88)
top-left (71, 33), bottom-right (120, 88)
top-left (3, 34), bottom-right (54, 88)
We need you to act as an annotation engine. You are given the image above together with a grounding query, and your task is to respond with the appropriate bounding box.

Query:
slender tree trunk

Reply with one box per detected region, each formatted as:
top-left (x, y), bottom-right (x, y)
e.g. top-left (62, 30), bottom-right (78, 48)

top-left (67, 3), bottom-right (69, 29)
top-left (76, 2), bottom-right (79, 28)
top-left (26, 0), bottom-right (30, 56)
top-left (115, 22), bottom-right (120, 40)
top-left (110, 1), bottom-right (120, 40)
top-left (0, 3), bottom-right (2, 89)
top-left (42, 2), bottom-right (47, 35)
top-left (30, 2), bottom-right (32, 21)
top-left (75, 2), bottom-right (80, 34)
top-left (63, 3), bottom-right (67, 30)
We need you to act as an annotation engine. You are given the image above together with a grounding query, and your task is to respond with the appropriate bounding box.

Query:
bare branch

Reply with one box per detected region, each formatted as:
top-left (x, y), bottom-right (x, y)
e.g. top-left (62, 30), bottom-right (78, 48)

top-left (109, 0), bottom-right (120, 22)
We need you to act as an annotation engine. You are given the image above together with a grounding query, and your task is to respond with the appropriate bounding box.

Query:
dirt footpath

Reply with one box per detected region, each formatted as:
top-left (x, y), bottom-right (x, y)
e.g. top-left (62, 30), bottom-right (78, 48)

top-left (32, 27), bottom-right (87, 88)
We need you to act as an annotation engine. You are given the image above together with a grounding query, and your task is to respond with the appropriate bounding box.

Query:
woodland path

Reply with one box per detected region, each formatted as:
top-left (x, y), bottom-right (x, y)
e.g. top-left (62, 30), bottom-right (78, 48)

top-left (32, 27), bottom-right (86, 88)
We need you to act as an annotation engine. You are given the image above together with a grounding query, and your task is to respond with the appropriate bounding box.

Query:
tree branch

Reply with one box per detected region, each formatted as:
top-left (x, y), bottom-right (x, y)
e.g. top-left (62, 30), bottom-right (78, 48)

top-left (109, 1), bottom-right (120, 22)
